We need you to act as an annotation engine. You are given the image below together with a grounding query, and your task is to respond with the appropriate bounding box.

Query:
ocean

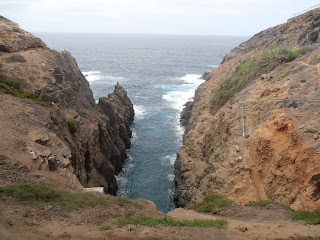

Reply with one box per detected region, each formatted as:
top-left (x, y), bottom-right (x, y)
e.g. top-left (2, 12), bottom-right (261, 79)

top-left (37, 33), bottom-right (247, 213)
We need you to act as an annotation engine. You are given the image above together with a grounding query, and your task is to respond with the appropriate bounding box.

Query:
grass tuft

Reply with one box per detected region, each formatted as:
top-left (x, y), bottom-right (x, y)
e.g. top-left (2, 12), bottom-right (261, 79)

top-left (99, 225), bottom-right (112, 231)
top-left (246, 200), bottom-right (320, 225)
top-left (283, 33), bottom-right (295, 39)
top-left (0, 183), bottom-right (133, 212)
top-left (190, 194), bottom-right (232, 213)
top-left (116, 215), bottom-right (228, 229)
top-left (210, 46), bottom-right (313, 114)
top-left (68, 119), bottom-right (78, 134)
top-left (0, 78), bottom-right (49, 105)
top-left (291, 208), bottom-right (320, 225)
top-left (245, 200), bottom-right (293, 211)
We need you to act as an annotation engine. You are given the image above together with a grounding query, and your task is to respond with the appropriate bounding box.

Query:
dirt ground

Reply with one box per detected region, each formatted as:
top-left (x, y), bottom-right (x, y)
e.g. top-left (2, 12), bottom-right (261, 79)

top-left (1, 193), bottom-right (320, 240)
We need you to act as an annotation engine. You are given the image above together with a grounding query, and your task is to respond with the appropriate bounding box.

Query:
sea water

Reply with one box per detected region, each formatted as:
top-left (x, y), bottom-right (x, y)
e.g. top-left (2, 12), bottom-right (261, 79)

top-left (37, 33), bottom-right (247, 213)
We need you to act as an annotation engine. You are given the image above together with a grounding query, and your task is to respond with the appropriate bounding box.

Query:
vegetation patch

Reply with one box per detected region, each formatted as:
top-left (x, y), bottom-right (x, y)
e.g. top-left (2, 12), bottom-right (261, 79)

top-left (12, 27), bottom-right (21, 33)
top-left (68, 119), bottom-right (78, 134)
top-left (245, 200), bottom-right (292, 211)
top-left (190, 194), bottom-right (232, 213)
top-left (291, 208), bottom-right (320, 225)
top-left (0, 77), bottom-right (50, 106)
top-left (5, 54), bottom-right (27, 63)
top-left (246, 200), bottom-right (320, 225)
top-left (276, 73), bottom-right (285, 81)
top-left (210, 46), bottom-right (313, 113)
top-left (0, 183), bottom-right (134, 212)
top-left (99, 225), bottom-right (112, 231)
top-left (283, 33), bottom-right (295, 39)
top-left (116, 215), bottom-right (228, 229)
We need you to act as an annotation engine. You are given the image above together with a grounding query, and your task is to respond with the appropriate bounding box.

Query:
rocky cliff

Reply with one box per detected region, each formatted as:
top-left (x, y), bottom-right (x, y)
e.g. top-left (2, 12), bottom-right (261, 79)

top-left (174, 8), bottom-right (320, 211)
top-left (0, 16), bottom-right (134, 194)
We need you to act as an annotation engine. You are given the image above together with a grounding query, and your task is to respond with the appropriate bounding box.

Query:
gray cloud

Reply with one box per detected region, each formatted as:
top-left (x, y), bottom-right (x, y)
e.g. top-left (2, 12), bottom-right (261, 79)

top-left (1, 0), bottom-right (319, 35)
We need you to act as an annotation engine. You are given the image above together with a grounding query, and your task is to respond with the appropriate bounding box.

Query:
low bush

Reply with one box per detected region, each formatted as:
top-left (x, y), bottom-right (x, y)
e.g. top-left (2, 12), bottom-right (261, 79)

top-left (116, 215), bottom-right (228, 229)
top-left (210, 46), bottom-right (313, 113)
top-left (245, 200), bottom-right (292, 211)
top-left (99, 225), bottom-right (112, 231)
top-left (190, 194), bottom-right (231, 213)
top-left (0, 183), bottom-right (125, 211)
top-left (246, 200), bottom-right (320, 225)
top-left (291, 208), bottom-right (320, 225)
top-left (68, 119), bottom-right (78, 134)
top-left (0, 78), bottom-right (45, 103)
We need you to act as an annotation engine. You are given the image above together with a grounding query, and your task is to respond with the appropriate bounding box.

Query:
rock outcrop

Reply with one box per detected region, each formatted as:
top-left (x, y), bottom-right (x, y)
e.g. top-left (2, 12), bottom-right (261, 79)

top-left (0, 16), bottom-right (134, 194)
top-left (174, 8), bottom-right (320, 211)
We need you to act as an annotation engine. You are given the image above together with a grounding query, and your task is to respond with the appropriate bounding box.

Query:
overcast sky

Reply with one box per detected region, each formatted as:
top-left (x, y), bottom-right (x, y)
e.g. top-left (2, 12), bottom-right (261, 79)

top-left (1, 0), bottom-right (319, 36)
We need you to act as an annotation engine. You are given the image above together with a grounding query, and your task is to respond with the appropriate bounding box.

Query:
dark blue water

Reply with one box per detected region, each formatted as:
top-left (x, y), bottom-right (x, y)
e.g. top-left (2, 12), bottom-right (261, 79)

top-left (37, 33), bottom-right (247, 213)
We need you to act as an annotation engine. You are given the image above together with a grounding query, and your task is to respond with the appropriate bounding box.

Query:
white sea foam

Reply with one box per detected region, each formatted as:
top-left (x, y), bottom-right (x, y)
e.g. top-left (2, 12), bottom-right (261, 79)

top-left (207, 64), bottom-right (219, 69)
top-left (82, 70), bottom-right (125, 82)
top-left (134, 105), bottom-right (147, 120)
top-left (162, 74), bottom-right (205, 111)
top-left (131, 131), bottom-right (138, 142)
top-left (167, 173), bottom-right (175, 182)
top-left (82, 71), bottom-right (102, 82)
top-left (162, 89), bottom-right (195, 111)
top-left (116, 154), bottom-right (135, 197)
top-left (180, 74), bottom-right (204, 84)
top-left (160, 154), bottom-right (176, 166)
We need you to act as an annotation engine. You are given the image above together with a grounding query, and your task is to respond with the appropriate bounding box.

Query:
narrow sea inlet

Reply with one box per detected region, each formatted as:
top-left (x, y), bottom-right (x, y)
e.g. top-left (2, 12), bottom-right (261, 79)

top-left (38, 33), bottom-right (246, 213)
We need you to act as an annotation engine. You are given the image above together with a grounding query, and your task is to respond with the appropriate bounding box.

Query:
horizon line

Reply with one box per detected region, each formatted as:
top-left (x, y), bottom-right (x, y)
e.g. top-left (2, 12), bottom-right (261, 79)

top-left (34, 31), bottom-right (250, 38)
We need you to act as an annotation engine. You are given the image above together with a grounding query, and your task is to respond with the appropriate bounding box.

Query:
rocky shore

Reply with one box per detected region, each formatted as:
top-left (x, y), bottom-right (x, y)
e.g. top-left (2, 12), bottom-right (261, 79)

top-left (174, 8), bottom-right (320, 211)
top-left (0, 16), bottom-right (134, 194)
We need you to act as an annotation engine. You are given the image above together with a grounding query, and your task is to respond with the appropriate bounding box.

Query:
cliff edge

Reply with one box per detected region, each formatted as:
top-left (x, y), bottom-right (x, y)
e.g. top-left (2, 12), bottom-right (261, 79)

top-left (0, 16), bottom-right (134, 194)
top-left (175, 8), bottom-right (320, 211)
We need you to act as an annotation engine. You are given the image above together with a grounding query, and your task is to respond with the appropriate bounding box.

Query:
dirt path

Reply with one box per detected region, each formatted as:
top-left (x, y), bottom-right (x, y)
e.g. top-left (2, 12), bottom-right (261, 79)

top-left (1, 196), bottom-right (320, 240)
top-left (168, 208), bottom-right (320, 240)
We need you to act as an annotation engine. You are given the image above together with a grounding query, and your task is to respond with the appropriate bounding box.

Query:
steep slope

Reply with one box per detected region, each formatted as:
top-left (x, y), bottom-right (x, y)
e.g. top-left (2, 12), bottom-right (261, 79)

top-left (174, 8), bottom-right (320, 211)
top-left (0, 16), bottom-right (134, 194)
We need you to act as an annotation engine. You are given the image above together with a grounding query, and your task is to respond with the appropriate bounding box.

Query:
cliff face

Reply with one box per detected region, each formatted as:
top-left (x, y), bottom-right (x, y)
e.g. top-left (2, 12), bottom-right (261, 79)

top-left (0, 16), bottom-right (134, 194)
top-left (175, 8), bottom-right (320, 211)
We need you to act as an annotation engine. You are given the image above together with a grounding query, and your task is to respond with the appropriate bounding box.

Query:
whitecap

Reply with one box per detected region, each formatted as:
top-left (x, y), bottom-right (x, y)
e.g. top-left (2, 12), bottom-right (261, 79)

top-left (162, 89), bottom-right (195, 111)
top-left (180, 74), bottom-right (205, 84)
top-left (82, 70), bottom-right (125, 83)
top-left (167, 173), bottom-right (175, 182)
top-left (207, 64), bottom-right (219, 69)
top-left (134, 105), bottom-right (147, 120)
top-left (131, 131), bottom-right (138, 142)
top-left (160, 154), bottom-right (176, 166)
top-left (82, 70), bottom-right (102, 82)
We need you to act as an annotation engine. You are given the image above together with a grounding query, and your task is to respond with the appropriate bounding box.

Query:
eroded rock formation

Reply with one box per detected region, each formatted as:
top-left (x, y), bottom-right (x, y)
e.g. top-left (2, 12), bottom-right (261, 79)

top-left (0, 16), bottom-right (134, 194)
top-left (175, 8), bottom-right (320, 211)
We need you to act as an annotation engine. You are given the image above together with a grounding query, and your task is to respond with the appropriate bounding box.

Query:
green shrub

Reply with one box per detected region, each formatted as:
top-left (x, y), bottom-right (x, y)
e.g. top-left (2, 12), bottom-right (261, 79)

top-left (245, 200), bottom-right (293, 211)
top-left (190, 194), bottom-right (232, 213)
top-left (116, 215), bottom-right (228, 229)
top-left (99, 225), bottom-right (112, 231)
top-left (0, 78), bottom-right (20, 89)
top-left (245, 200), bottom-right (320, 225)
top-left (291, 208), bottom-right (320, 225)
top-left (276, 73), bottom-right (285, 81)
top-left (210, 46), bottom-right (313, 113)
top-left (12, 27), bottom-right (20, 33)
top-left (0, 78), bottom-right (45, 104)
top-left (0, 183), bottom-right (131, 211)
top-left (68, 120), bottom-right (78, 134)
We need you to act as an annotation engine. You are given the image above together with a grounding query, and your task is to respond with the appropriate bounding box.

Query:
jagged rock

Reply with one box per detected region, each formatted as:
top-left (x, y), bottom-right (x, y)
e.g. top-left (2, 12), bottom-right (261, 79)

top-left (0, 17), bottom-right (134, 195)
top-left (175, 8), bottom-right (320, 211)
